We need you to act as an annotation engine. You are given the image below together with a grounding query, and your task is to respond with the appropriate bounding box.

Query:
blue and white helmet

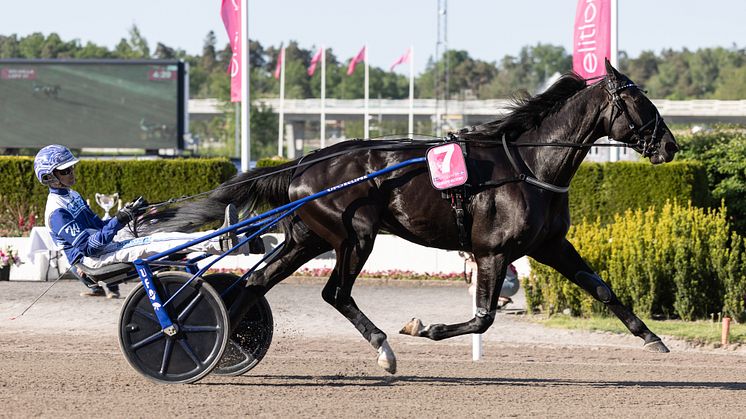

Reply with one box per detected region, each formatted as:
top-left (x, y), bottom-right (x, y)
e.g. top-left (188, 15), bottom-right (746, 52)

top-left (33, 145), bottom-right (79, 185)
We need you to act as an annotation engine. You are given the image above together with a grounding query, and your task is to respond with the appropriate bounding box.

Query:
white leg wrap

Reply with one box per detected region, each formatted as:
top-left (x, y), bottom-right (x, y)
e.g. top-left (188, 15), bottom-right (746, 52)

top-left (376, 340), bottom-right (397, 374)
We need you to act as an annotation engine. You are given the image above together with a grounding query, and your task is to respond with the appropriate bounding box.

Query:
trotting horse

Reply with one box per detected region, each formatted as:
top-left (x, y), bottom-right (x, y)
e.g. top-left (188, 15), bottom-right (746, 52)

top-left (144, 60), bottom-right (678, 374)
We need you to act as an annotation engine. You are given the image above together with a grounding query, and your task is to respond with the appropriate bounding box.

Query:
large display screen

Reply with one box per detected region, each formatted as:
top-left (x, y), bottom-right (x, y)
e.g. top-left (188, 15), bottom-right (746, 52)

top-left (0, 60), bottom-right (185, 149)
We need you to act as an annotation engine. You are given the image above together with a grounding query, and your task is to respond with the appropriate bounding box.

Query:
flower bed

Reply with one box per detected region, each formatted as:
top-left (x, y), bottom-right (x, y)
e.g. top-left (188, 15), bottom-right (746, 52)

top-left (209, 267), bottom-right (465, 281)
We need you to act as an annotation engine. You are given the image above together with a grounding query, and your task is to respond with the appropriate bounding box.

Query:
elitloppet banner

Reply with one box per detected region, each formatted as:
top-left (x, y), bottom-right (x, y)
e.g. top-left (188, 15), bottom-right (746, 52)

top-left (220, 0), bottom-right (242, 102)
top-left (572, 0), bottom-right (610, 80)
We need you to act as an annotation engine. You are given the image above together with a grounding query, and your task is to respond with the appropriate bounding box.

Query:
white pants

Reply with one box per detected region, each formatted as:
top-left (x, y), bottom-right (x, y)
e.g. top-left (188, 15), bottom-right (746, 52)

top-left (81, 229), bottom-right (238, 269)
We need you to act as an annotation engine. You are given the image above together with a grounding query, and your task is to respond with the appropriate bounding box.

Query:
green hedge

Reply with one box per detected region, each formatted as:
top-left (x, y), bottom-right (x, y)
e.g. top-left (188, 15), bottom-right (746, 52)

top-left (569, 161), bottom-right (711, 224)
top-left (0, 157), bottom-right (236, 224)
top-left (256, 156), bottom-right (290, 168)
top-left (525, 201), bottom-right (746, 321)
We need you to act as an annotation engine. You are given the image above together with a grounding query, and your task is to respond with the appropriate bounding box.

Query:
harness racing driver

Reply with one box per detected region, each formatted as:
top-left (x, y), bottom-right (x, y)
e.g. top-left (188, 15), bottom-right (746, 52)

top-left (33, 144), bottom-right (256, 298)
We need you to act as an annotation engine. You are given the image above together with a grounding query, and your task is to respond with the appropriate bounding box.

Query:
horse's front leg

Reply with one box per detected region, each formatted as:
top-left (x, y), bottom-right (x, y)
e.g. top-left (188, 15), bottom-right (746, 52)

top-left (529, 237), bottom-right (669, 352)
top-left (400, 254), bottom-right (506, 341)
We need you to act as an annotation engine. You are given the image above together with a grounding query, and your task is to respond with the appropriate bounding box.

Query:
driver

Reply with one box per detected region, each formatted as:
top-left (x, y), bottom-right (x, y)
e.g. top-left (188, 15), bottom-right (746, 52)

top-left (34, 145), bottom-right (252, 298)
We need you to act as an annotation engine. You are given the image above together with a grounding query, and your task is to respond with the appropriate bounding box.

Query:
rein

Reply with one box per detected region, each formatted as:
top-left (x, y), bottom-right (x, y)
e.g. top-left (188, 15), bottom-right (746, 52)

top-left (144, 140), bottom-right (442, 210)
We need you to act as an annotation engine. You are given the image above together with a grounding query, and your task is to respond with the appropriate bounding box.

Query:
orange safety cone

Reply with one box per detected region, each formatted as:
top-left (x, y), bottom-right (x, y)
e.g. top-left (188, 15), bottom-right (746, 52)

top-left (721, 316), bottom-right (731, 346)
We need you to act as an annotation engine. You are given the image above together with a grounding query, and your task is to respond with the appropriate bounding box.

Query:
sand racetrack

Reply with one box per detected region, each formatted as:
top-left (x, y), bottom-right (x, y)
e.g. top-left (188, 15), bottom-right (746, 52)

top-left (1, 279), bottom-right (746, 418)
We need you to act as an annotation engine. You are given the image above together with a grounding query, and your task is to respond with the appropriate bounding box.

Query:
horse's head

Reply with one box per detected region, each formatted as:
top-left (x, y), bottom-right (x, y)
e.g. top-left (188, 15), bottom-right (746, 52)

top-left (603, 59), bottom-right (678, 164)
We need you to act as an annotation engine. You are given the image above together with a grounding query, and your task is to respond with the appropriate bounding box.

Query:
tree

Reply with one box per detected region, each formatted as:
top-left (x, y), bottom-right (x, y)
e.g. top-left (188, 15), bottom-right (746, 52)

top-left (417, 49), bottom-right (498, 99)
top-left (201, 31), bottom-right (217, 71)
top-left (114, 25), bottom-right (150, 59)
top-left (713, 66), bottom-right (746, 99)
top-left (153, 43), bottom-right (177, 59)
top-left (17, 32), bottom-right (46, 58)
top-left (622, 50), bottom-right (659, 86)
top-left (75, 41), bottom-right (112, 59)
top-left (0, 35), bottom-right (19, 58)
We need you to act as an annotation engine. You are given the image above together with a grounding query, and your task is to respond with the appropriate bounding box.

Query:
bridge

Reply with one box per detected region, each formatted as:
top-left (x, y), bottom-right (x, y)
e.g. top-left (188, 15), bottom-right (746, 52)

top-left (190, 97), bottom-right (746, 124)
top-left (189, 98), bottom-right (746, 161)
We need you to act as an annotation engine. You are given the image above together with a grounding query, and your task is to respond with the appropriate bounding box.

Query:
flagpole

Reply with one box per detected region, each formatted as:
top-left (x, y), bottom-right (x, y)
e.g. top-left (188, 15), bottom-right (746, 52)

top-left (364, 44), bottom-right (369, 139)
top-left (610, 0), bottom-right (619, 162)
top-left (610, 0), bottom-right (618, 67)
top-left (234, 102), bottom-right (240, 157)
top-left (320, 45), bottom-right (326, 148)
top-left (278, 47), bottom-right (285, 157)
top-left (408, 46), bottom-right (414, 139)
top-left (240, 0), bottom-right (250, 172)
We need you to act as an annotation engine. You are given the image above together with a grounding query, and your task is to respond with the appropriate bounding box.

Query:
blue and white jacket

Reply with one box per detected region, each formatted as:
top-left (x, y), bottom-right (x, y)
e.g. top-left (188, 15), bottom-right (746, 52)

top-left (44, 188), bottom-right (124, 264)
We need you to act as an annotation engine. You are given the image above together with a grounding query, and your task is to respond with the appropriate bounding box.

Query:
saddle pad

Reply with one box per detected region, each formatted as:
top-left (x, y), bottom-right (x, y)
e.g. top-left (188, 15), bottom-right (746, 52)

top-left (426, 142), bottom-right (468, 190)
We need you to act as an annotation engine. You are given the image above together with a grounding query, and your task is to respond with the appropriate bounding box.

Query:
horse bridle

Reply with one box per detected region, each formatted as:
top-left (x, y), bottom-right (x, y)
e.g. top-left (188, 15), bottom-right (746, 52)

top-left (605, 77), bottom-right (664, 158)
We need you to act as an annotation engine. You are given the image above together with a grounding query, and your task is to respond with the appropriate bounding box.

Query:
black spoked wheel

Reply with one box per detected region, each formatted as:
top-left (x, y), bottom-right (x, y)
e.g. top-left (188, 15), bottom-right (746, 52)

top-left (204, 273), bottom-right (274, 376)
top-left (118, 272), bottom-right (229, 384)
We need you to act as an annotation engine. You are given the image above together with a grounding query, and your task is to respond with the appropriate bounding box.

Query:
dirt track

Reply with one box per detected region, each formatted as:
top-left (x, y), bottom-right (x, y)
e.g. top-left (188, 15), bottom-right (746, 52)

top-left (2, 280), bottom-right (746, 418)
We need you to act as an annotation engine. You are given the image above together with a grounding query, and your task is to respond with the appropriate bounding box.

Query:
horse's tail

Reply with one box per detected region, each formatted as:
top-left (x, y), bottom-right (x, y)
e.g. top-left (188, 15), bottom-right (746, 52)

top-left (138, 162), bottom-right (294, 234)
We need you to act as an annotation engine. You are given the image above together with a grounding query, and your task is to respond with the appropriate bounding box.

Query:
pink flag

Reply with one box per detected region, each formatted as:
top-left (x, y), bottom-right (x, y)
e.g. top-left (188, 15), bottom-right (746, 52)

top-left (572, 0), bottom-right (611, 80)
top-left (390, 48), bottom-right (411, 71)
top-left (220, 0), bottom-right (241, 102)
top-left (346, 46), bottom-right (366, 76)
top-left (273, 47), bottom-right (284, 80)
top-left (308, 48), bottom-right (322, 76)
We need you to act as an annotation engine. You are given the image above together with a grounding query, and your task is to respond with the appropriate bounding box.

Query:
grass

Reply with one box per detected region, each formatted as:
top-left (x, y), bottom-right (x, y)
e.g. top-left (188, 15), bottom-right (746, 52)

top-left (534, 315), bottom-right (746, 346)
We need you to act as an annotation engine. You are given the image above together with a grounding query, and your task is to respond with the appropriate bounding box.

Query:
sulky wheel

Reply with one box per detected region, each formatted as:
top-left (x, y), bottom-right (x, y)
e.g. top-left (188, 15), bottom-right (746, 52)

top-left (118, 272), bottom-right (229, 384)
top-left (204, 273), bottom-right (274, 376)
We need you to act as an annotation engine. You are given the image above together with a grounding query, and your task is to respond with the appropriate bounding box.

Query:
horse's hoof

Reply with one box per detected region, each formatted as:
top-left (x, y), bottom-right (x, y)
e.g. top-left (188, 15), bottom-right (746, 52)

top-left (377, 340), bottom-right (397, 374)
top-left (644, 339), bottom-right (670, 353)
top-left (399, 318), bottom-right (423, 336)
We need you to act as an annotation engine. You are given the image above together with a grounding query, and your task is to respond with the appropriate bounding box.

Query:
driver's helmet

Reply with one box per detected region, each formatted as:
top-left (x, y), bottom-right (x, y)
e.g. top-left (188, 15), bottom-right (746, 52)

top-left (33, 145), bottom-right (79, 186)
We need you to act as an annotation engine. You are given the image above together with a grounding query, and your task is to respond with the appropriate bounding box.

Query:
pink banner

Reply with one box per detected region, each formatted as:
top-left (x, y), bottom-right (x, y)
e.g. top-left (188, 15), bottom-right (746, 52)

top-left (346, 46), bottom-right (366, 76)
top-left (308, 48), bottom-right (322, 76)
top-left (274, 48), bottom-right (283, 80)
top-left (572, 0), bottom-right (610, 80)
top-left (221, 0), bottom-right (241, 102)
top-left (390, 48), bottom-right (411, 72)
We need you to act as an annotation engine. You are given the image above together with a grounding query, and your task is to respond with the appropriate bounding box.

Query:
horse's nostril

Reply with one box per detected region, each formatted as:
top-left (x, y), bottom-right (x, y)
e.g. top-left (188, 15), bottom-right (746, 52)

top-left (665, 142), bottom-right (679, 153)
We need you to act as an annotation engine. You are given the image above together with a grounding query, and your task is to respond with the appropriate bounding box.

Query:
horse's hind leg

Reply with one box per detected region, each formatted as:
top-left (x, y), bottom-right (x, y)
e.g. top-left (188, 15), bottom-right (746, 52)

top-left (322, 237), bottom-right (397, 374)
top-left (530, 237), bottom-right (669, 352)
top-left (400, 253), bottom-right (508, 341)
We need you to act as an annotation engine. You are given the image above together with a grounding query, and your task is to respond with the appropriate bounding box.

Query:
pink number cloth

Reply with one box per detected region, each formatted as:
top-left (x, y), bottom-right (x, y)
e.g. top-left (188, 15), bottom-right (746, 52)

top-left (426, 143), bottom-right (468, 190)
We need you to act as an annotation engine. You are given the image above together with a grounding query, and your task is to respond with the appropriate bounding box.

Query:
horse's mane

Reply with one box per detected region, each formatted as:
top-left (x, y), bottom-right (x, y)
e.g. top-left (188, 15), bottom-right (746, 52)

top-left (461, 72), bottom-right (589, 141)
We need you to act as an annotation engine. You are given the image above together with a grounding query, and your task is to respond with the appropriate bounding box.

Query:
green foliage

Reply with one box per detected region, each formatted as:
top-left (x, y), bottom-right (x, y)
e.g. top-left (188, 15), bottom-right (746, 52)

top-left (569, 161), bottom-right (710, 225)
top-left (256, 157), bottom-right (290, 168)
top-left (526, 202), bottom-right (746, 322)
top-left (619, 47), bottom-right (746, 99)
top-left (0, 157), bottom-right (236, 225)
top-left (675, 130), bottom-right (746, 234)
top-left (4, 30), bottom-right (746, 100)
top-left (193, 103), bottom-right (280, 160)
top-left (538, 316), bottom-right (746, 346)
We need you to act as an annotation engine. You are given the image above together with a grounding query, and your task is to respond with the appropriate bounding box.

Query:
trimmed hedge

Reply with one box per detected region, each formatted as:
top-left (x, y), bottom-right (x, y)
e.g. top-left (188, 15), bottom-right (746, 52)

top-left (0, 156), bottom-right (236, 224)
top-left (256, 156), bottom-right (290, 168)
top-left (569, 161), bottom-right (711, 224)
top-left (525, 201), bottom-right (746, 322)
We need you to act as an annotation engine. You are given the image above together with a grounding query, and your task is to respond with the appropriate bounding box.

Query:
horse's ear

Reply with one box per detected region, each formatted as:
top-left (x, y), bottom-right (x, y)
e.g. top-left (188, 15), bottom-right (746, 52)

top-left (604, 58), bottom-right (621, 80)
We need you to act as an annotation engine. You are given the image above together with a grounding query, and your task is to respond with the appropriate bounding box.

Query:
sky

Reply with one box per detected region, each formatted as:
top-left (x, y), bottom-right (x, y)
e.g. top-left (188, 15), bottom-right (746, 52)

top-left (1, 0), bottom-right (745, 75)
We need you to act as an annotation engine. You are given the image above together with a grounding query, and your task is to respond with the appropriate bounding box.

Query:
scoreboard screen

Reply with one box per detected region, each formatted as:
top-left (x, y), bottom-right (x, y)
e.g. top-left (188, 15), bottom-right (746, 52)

top-left (0, 59), bottom-right (186, 150)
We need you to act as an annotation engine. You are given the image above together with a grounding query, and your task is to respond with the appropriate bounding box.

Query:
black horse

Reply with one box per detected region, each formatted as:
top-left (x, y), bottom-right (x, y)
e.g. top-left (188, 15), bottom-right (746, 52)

top-left (145, 60), bottom-right (678, 374)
